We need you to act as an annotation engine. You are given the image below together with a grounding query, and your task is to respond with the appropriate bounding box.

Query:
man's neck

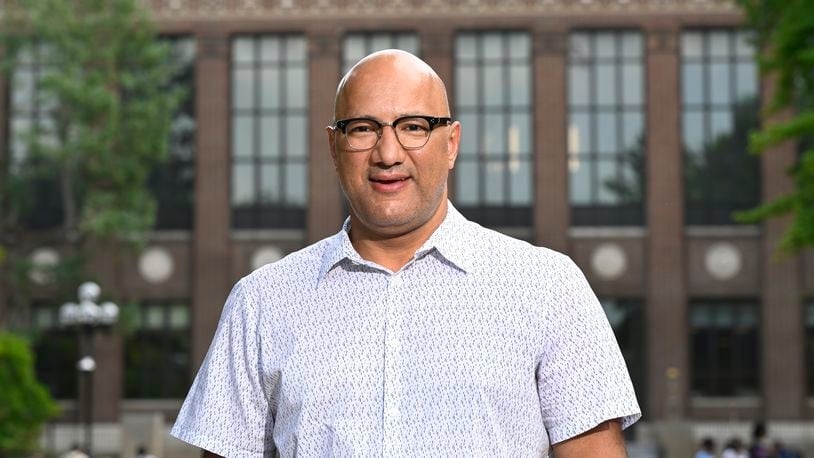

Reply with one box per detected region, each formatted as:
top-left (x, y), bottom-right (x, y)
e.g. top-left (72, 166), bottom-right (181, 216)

top-left (348, 201), bottom-right (448, 272)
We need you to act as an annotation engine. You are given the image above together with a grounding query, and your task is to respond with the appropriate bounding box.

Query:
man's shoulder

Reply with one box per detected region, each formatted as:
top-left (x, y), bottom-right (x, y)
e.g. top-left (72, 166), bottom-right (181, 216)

top-left (239, 234), bottom-right (336, 288)
top-left (463, 222), bottom-right (572, 269)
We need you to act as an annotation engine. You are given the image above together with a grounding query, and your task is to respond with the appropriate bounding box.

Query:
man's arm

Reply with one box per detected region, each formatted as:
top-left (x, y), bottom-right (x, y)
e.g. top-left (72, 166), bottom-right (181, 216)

top-left (551, 420), bottom-right (627, 458)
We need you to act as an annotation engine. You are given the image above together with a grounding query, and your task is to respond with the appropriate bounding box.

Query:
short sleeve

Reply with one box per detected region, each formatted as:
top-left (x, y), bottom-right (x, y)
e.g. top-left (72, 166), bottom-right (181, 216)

top-left (171, 281), bottom-right (275, 457)
top-left (536, 254), bottom-right (641, 444)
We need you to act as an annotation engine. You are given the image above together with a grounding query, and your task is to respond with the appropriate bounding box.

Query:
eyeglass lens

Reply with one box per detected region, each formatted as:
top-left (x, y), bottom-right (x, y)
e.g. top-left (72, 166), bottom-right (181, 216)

top-left (344, 117), bottom-right (432, 150)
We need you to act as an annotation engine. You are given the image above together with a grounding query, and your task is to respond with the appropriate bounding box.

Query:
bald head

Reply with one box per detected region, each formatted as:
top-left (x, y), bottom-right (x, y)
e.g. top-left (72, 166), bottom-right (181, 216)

top-left (333, 50), bottom-right (450, 121)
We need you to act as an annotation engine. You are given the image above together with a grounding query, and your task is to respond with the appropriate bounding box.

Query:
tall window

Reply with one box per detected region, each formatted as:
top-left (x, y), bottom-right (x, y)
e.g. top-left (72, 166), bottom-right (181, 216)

top-left (31, 302), bottom-right (78, 399)
top-left (7, 42), bottom-right (63, 229)
top-left (568, 31), bottom-right (645, 226)
top-left (150, 37), bottom-right (197, 230)
top-left (342, 32), bottom-right (419, 73)
top-left (124, 301), bottom-right (190, 398)
top-left (690, 300), bottom-right (759, 397)
top-left (682, 30), bottom-right (760, 225)
top-left (600, 299), bottom-right (645, 408)
top-left (231, 35), bottom-right (308, 229)
top-left (454, 31), bottom-right (533, 227)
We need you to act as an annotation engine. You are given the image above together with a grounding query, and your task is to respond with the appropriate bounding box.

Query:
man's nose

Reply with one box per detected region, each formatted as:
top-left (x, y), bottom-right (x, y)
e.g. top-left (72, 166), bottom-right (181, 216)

top-left (371, 125), bottom-right (406, 166)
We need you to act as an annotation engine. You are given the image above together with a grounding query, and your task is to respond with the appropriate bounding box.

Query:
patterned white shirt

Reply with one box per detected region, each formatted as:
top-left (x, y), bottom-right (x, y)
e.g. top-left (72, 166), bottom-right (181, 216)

top-left (171, 203), bottom-right (641, 457)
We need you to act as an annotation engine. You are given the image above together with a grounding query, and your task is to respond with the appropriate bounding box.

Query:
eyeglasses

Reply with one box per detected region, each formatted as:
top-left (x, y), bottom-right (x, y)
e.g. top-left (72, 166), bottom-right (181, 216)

top-left (329, 115), bottom-right (452, 151)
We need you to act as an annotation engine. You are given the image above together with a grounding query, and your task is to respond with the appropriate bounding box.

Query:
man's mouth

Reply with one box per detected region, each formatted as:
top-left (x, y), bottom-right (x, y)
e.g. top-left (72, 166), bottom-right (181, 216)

top-left (369, 176), bottom-right (410, 192)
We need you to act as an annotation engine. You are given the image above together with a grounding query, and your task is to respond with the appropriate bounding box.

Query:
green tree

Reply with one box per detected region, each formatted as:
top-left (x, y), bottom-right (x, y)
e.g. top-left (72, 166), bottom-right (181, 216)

top-left (0, 332), bottom-right (59, 457)
top-left (0, 0), bottom-right (183, 326)
top-left (736, 0), bottom-right (814, 252)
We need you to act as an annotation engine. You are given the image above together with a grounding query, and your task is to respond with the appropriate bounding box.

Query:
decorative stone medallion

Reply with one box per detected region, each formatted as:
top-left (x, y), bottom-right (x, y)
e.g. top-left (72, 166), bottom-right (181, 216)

top-left (704, 242), bottom-right (742, 281)
top-left (252, 246), bottom-right (284, 270)
top-left (29, 248), bottom-right (60, 285)
top-left (138, 247), bottom-right (175, 284)
top-left (591, 243), bottom-right (627, 280)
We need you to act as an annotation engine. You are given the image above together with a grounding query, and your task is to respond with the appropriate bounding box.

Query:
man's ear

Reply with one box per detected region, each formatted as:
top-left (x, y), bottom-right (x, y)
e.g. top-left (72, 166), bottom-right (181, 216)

top-left (446, 121), bottom-right (461, 170)
top-left (326, 127), bottom-right (339, 169)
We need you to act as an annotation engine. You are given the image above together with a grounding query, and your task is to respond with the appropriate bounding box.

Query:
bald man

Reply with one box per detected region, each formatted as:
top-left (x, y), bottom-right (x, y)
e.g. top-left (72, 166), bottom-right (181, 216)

top-left (172, 50), bottom-right (640, 457)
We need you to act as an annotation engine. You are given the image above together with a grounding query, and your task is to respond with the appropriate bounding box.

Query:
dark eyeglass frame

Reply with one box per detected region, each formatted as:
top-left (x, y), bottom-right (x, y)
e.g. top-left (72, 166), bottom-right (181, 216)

top-left (328, 115), bottom-right (453, 151)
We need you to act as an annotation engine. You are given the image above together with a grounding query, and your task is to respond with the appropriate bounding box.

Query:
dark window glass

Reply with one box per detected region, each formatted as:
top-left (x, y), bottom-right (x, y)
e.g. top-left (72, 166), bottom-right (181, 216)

top-left (231, 35), bottom-right (308, 229)
top-left (342, 32), bottom-right (420, 73)
top-left (681, 30), bottom-right (760, 225)
top-left (31, 303), bottom-right (78, 399)
top-left (7, 42), bottom-right (63, 230)
top-left (123, 301), bottom-right (191, 399)
top-left (600, 298), bottom-right (645, 404)
top-left (568, 31), bottom-right (645, 226)
top-left (454, 31), bottom-right (533, 228)
top-left (150, 37), bottom-right (197, 230)
top-left (690, 300), bottom-right (760, 397)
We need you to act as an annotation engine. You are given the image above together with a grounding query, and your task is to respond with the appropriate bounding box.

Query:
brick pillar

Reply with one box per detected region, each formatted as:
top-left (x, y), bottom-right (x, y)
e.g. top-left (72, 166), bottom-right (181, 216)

top-left (760, 75), bottom-right (803, 419)
top-left (533, 29), bottom-right (568, 253)
top-left (191, 31), bottom-right (232, 369)
top-left (93, 331), bottom-right (122, 421)
top-left (645, 28), bottom-right (687, 420)
top-left (307, 31), bottom-right (343, 244)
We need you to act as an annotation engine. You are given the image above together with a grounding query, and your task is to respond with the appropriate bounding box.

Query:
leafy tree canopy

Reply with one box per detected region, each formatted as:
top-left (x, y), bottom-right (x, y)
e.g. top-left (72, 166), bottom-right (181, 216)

top-left (736, 0), bottom-right (814, 252)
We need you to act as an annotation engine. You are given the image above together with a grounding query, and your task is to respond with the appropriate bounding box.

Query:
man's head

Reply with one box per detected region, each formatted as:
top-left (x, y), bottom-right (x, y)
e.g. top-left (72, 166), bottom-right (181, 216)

top-left (327, 50), bottom-right (460, 239)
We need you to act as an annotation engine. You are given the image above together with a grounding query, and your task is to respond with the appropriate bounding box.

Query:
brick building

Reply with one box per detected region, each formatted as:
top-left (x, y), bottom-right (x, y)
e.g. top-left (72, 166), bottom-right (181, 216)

top-left (2, 0), bottom-right (813, 455)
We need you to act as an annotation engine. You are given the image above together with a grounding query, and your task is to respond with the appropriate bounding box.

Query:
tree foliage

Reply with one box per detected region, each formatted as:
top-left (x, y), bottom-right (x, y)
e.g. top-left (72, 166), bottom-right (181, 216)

top-left (0, 332), bottom-right (59, 457)
top-left (736, 0), bottom-right (814, 252)
top-left (0, 0), bottom-right (183, 325)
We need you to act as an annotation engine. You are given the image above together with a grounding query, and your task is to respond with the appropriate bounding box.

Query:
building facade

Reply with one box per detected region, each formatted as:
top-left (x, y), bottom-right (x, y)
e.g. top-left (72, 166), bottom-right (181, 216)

top-left (2, 0), bottom-right (814, 454)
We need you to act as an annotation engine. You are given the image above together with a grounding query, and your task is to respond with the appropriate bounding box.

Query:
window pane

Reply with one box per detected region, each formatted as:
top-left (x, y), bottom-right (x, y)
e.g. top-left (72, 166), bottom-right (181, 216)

top-left (233, 38), bottom-right (254, 63)
top-left (569, 113), bottom-right (591, 155)
top-left (232, 164), bottom-right (255, 206)
top-left (597, 112), bottom-right (618, 154)
top-left (284, 163), bottom-right (307, 206)
top-left (458, 113), bottom-right (478, 156)
top-left (597, 160), bottom-right (619, 204)
top-left (285, 66), bottom-right (307, 109)
top-left (285, 115), bottom-right (307, 158)
top-left (344, 35), bottom-right (366, 64)
top-left (508, 64), bottom-right (530, 106)
top-left (11, 70), bottom-right (35, 110)
top-left (621, 32), bottom-right (642, 58)
top-left (232, 116), bottom-right (254, 158)
top-left (569, 156), bottom-right (591, 204)
top-left (456, 65), bottom-right (478, 107)
top-left (622, 64), bottom-right (642, 106)
top-left (484, 113), bottom-right (505, 156)
top-left (260, 37), bottom-right (281, 62)
top-left (146, 305), bottom-right (164, 330)
top-left (260, 68), bottom-right (280, 109)
top-left (683, 111), bottom-right (705, 156)
top-left (682, 32), bottom-right (703, 58)
top-left (483, 33), bottom-right (502, 59)
top-left (622, 112), bottom-right (644, 152)
top-left (736, 62), bottom-right (757, 102)
top-left (569, 65), bottom-right (590, 107)
top-left (710, 109), bottom-right (733, 141)
top-left (596, 33), bottom-right (615, 58)
top-left (710, 62), bottom-right (732, 105)
top-left (455, 161), bottom-right (478, 205)
top-left (682, 63), bottom-right (704, 106)
top-left (169, 305), bottom-right (189, 330)
top-left (484, 161), bottom-right (504, 204)
top-left (508, 33), bottom-right (530, 60)
top-left (509, 159), bottom-right (532, 205)
top-left (370, 34), bottom-right (392, 52)
top-left (508, 113), bottom-right (531, 154)
top-left (709, 31), bottom-right (730, 57)
top-left (286, 37), bottom-right (307, 61)
top-left (260, 115), bottom-right (280, 158)
top-left (570, 33), bottom-right (591, 61)
top-left (396, 34), bottom-right (419, 55)
top-left (232, 68), bottom-right (255, 109)
top-left (456, 34), bottom-right (477, 60)
top-left (595, 63), bottom-right (617, 106)
top-left (260, 164), bottom-right (280, 204)
top-left (483, 65), bottom-right (504, 106)
top-left (735, 31), bottom-right (755, 58)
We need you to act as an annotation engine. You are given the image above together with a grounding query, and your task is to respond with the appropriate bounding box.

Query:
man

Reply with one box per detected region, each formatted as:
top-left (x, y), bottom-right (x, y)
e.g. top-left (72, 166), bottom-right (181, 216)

top-left (172, 50), bottom-right (640, 456)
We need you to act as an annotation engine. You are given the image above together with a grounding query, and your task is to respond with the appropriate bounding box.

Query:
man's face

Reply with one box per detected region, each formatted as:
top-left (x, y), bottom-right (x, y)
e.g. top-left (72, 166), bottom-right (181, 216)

top-left (327, 56), bottom-right (460, 237)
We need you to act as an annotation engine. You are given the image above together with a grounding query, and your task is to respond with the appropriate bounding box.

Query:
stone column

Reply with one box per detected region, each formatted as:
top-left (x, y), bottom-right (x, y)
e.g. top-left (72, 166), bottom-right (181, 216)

top-left (533, 29), bottom-right (568, 253)
top-left (760, 75), bottom-right (803, 419)
top-left (191, 31), bottom-right (232, 369)
top-left (645, 27), bottom-right (688, 420)
top-left (307, 31), bottom-right (343, 244)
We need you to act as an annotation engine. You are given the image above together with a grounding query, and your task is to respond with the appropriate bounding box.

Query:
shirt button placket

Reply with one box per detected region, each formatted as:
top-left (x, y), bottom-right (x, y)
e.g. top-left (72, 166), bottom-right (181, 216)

top-left (383, 273), bottom-right (403, 456)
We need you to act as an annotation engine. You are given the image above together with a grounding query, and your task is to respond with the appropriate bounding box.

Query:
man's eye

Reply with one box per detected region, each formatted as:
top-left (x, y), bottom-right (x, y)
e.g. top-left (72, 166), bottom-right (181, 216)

top-left (349, 125), bottom-right (374, 133)
top-left (401, 123), bottom-right (429, 132)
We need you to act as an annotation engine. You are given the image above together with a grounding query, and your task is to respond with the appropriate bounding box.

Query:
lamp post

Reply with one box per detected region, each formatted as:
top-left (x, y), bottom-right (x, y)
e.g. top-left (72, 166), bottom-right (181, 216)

top-left (59, 282), bottom-right (119, 457)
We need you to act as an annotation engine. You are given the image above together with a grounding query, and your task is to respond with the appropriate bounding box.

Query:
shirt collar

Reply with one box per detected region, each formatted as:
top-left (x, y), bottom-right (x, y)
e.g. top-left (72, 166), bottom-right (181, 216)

top-left (316, 201), bottom-right (476, 286)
